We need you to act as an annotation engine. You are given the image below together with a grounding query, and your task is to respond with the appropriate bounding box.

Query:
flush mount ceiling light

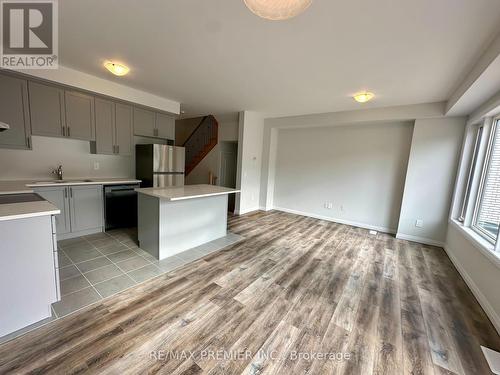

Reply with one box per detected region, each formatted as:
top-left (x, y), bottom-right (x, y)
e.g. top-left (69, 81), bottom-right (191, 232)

top-left (104, 61), bottom-right (130, 76)
top-left (244, 0), bottom-right (312, 20)
top-left (353, 92), bottom-right (375, 103)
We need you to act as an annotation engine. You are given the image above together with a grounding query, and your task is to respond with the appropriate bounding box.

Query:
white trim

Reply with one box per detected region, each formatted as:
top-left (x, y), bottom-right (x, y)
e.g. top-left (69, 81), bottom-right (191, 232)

top-left (449, 219), bottom-right (500, 270)
top-left (395, 233), bottom-right (445, 247)
top-left (444, 244), bottom-right (500, 335)
top-left (235, 207), bottom-right (262, 216)
top-left (273, 206), bottom-right (396, 234)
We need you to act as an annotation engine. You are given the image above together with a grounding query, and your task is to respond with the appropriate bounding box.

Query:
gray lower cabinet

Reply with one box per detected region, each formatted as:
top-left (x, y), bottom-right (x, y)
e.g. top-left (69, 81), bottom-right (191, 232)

top-left (94, 99), bottom-right (132, 156)
top-left (0, 214), bottom-right (59, 337)
top-left (0, 75), bottom-right (32, 149)
top-left (34, 185), bottom-right (103, 239)
top-left (155, 113), bottom-right (175, 140)
top-left (69, 185), bottom-right (103, 233)
top-left (133, 107), bottom-right (156, 137)
top-left (35, 186), bottom-right (71, 235)
top-left (29, 81), bottom-right (66, 138)
top-left (65, 91), bottom-right (95, 141)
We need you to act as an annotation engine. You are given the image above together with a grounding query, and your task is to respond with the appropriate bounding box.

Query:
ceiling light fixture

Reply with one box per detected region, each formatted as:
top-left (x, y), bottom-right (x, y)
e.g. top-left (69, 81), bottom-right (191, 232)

top-left (244, 0), bottom-right (312, 20)
top-left (104, 61), bottom-right (130, 76)
top-left (353, 92), bottom-right (375, 103)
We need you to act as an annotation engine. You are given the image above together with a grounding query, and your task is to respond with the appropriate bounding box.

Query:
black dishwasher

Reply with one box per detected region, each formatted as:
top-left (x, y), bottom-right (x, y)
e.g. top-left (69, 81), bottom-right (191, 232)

top-left (104, 184), bottom-right (140, 231)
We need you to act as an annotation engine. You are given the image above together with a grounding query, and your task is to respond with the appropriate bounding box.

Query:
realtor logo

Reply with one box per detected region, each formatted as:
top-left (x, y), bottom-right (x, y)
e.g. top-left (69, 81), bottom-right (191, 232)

top-left (1, 0), bottom-right (58, 69)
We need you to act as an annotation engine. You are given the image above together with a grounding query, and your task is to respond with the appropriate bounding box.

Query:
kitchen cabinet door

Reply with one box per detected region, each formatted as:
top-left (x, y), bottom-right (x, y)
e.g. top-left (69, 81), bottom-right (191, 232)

top-left (115, 103), bottom-right (133, 156)
top-left (65, 91), bottom-right (95, 141)
top-left (155, 113), bottom-right (175, 140)
top-left (133, 107), bottom-right (155, 137)
top-left (34, 187), bottom-right (71, 235)
top-left (29, 81), bottom-right (65, 138)
top-left (0, 74), bottom-right (31, 150)
top-left (69, 185), bottom-right (103, 233)
top-left (94, 98), bottom-right (115, 155)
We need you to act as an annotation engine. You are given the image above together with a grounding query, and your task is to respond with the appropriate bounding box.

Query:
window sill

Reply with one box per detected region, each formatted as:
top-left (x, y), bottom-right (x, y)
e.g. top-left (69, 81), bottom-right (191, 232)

top-left (449, 219), bottom-right (500, 270)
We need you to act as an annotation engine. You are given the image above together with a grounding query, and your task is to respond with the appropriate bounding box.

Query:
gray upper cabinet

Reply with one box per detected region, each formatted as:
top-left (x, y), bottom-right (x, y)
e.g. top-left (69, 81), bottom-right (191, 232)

top-left (155, 113), bottom-right (175, 140)
top-left (94, 99), bottom-right (132, 156)
top-left (69, 185), bottom-right (103, 233)
top-left (65, 91), bottom-right (95, 141)
top-left (94, 98), bottom-right (115, 155)
top-left (29, 81), bottom-right (65, 138)
top-left (0, 75), bottom-right (31, 150)
top-left (34, 186), bottom-right (71, 236)
top-left (134, 107), bottom-right (155, 137)
top-left (115, 103), bottom-right (133, 156)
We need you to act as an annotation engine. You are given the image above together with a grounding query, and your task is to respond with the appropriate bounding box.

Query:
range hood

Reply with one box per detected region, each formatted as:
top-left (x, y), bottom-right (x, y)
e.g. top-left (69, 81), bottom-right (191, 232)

top-left (0, 122), bottom-right (9, 132)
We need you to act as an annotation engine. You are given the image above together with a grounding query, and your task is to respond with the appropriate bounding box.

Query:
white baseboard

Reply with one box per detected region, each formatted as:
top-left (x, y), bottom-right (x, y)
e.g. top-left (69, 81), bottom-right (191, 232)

top-left (235, 207), bottom-right (263, 216)
top-left (444, 245), bottom-right (500, 335)
top-left (395, 233), bottom-right (445, 247)
top-left (273, 206), bottom-right (396, 234)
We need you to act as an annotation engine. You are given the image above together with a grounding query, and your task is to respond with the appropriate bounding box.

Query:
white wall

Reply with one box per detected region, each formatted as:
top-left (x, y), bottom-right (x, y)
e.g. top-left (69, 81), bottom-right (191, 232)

top-left (397, 118), bottom-right (466, 245)
top-left (445, 224), bottom-right (500, 332)
top-left (235, 111), bottom-right (265, 214)
top-left (0, 135), bottom-right (167, 180)
top-left (273, 121), bottom-right (413, 232)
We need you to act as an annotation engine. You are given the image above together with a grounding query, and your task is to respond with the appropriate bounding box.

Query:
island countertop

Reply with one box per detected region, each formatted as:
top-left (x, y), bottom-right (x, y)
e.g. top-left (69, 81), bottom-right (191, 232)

top-left (135, 184), bottom-right (239, 201)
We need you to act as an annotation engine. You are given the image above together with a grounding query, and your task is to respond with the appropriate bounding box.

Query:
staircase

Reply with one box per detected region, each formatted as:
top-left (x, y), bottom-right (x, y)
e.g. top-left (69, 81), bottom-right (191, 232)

top-left (184, 115), bottom-right (219, 175)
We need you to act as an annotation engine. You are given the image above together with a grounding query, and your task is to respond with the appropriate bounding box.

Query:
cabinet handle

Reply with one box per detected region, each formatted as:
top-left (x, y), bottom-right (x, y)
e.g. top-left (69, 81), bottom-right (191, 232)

top-left (116, 145), bottom-right (119, 154)
top-left (67, 126), bottom-right (71, 137)
top-left (64, 187), bottom-right (67, 198)
top-left (62, 126), bottom-right (66, 137)
top-left (70, 187), bottom-right (73, 198)
top-left (26, 136), bottom-right (31, 148)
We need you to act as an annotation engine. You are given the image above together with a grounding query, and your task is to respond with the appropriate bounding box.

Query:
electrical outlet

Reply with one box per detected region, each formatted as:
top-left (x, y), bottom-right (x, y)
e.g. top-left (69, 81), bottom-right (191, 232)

top-left (93, 162), bottom-right (100, 170)
top-left (415, 219), bottom-right (424, 228)
top-left (328, 202), bottom-right (333, 209)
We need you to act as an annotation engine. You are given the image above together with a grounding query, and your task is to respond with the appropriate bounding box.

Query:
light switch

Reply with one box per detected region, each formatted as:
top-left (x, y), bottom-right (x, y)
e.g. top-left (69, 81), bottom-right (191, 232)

top-left (415, 219), bottom-right (424, 228)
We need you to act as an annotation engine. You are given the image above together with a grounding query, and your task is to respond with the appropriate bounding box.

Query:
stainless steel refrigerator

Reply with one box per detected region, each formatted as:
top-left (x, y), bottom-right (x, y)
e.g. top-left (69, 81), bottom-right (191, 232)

top-left (136, 144), bottom-right (185, 187)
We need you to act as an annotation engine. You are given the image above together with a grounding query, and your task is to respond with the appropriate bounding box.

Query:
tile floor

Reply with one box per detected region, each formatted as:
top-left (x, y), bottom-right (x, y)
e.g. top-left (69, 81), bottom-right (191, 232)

top-left (52, 228), bottom-right (243, 318)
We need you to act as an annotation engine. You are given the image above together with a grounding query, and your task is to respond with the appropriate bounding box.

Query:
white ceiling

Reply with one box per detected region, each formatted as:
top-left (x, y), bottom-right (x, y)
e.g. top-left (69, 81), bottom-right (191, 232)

top-left (59, 0), bottom-right (500, 117)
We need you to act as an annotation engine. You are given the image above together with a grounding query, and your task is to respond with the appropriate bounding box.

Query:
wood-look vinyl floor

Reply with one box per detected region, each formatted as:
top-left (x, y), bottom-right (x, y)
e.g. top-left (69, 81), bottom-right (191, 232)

top-left (1, 210), bottom-right (499, 374)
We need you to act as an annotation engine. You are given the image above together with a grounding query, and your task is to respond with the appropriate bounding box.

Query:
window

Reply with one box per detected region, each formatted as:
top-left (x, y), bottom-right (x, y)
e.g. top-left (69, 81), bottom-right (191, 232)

top-left (457, 118), bottom-right (500, 250)
top-left (472, 120), bottom-right (500, 244)
top-left (458, 125), bottom-right (483, 222)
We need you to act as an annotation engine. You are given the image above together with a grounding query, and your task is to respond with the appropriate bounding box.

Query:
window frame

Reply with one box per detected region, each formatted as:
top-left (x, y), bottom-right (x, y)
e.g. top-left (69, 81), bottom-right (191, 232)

top-left (470, 118), bottom-right (500, 246)
top-left (458, 125), bottom-right (483, 222)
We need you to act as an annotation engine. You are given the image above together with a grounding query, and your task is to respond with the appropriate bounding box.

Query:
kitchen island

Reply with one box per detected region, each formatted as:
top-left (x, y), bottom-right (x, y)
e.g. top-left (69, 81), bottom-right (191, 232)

top-left (136, 184), bottom-right (239, 260)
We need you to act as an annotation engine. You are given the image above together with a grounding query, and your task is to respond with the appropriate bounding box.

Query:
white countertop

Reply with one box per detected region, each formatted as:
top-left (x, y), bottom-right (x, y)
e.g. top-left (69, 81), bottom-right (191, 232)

top-left (0, 201), bottom-right (60, 222)
top-left (136, 184), bottom-right (239, 201)
top-left (0, 178), bottom-right (139, 221)
top-left (0, 181), bottom-right (34, 195)
top-left (25, 178), bottom-right (141, 188)
top-left (0, 178), bottom-right (141, 195)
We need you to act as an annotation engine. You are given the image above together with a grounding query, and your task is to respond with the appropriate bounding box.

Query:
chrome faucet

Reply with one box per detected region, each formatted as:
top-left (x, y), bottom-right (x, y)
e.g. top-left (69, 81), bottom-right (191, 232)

top-left (52, 165), bottom-right (64, 180)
